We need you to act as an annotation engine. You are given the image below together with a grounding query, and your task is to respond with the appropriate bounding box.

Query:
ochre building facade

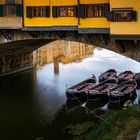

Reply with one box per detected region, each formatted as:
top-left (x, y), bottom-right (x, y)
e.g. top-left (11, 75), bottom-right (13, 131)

top-left (0, 0), bottom-right (139, 37)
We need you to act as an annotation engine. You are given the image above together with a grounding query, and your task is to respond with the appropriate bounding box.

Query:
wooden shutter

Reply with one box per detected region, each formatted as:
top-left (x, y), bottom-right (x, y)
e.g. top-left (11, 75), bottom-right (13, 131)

top-left (73, 5), bottom-right (78, 17)
top-left (52, 6), bottom-right (57, 18)
top-left (104, 4), bottom-right (111, 21)
top-left (26, 6), bottom-right (32, 18)
top-left (110, 11), bottom-right (115, 21)
top-left (131, 11), bottom-right (137, 21)
top-left (0, 5), bottom-right (4, 17)
top-left (79, 4), bottom-right (86, 18)
top-left (16, 4), bottom-right (22, 17)
top-left (45, 6), bottom-right (50, 17)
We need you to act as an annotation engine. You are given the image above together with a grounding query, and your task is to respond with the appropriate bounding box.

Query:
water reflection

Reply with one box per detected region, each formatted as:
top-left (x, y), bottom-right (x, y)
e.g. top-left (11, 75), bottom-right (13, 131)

top-left (33, 40), bottom-right (93, 74)
top-left (0, 40), bottom-right (140, 140)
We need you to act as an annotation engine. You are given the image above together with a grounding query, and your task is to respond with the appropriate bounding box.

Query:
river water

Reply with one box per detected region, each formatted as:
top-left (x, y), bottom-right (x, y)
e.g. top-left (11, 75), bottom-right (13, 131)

top-left (0, 41), bottom-right (140, 140)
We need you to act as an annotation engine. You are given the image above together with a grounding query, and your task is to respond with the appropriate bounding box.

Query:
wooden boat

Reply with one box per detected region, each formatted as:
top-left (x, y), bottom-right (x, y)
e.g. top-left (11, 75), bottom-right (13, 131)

top-left (108, 92), bottom-right (137, 109)
top-left (108, 96), bottom-right (137, 109)
top-left (134, 72), bottom-right (140, 89)
top-left (87, 78), bottom-right (117, 101)
top-left (98, 69), bottom-right (117, 82)
top-left (65, 74), bottom-right (96, 100)
top-left (65, 98), bottom-right (86, 113)
top-left (86, 96), bottom-right (108, 110)
top-left (108, 80), bottom-right (137, 105)
top-left (118, 71), bottom-right (134, 83)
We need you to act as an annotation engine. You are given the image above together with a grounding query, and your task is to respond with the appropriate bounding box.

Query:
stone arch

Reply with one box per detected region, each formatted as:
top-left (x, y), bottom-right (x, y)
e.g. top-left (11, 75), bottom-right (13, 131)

top-left (0, 30), bottom-right (140, 62)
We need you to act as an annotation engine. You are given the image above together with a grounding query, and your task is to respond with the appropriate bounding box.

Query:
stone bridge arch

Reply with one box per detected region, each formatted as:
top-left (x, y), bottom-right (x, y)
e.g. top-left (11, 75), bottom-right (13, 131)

top-left (0, 30), bottom-right (140, 62)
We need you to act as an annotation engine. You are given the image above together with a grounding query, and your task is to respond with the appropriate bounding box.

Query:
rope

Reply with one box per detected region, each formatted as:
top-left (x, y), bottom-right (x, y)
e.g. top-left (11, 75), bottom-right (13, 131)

top-left (66, 93), bottom-right (113, 128)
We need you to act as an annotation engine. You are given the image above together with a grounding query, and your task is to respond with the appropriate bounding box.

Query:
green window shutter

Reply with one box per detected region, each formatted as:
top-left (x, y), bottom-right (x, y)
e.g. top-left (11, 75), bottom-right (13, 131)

top-left (26, 6), bottom-right (32, 18)
top-left (45, 6), bottom-right (50, 17)
top-left (52, 6), bottom-right (57, 18)
top-left (79, 4), bottom-right (86, 18)
top-left (110, 11), bottom-right (115, 21)
top-left (16, 4), bottom-right (23, 17)
top-left (0, 5), bottom-right (4, 17)
top-left (104, 4), bottom-right (111, 21)
top-left (131, 11), bottom-right (137, 21)
top-left (73, 5), bottom-right (78, 17)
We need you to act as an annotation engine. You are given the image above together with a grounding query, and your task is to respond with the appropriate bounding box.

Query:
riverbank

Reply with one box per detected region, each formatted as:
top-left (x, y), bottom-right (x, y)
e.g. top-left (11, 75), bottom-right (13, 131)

top-left (85, 105), bottom-right (140, 140)
top-left (0, 65), bottom-right (33, 77)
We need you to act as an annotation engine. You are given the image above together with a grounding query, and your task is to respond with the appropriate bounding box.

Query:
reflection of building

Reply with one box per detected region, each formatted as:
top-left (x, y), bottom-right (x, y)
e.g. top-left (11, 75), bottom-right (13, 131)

top-left (33, 40), bottom-right (94, 68)
top-left (0, 40), bottom-right (93, 76)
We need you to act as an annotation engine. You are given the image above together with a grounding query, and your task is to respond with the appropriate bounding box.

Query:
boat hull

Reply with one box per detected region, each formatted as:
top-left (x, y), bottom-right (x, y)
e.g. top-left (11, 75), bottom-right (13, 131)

top-left (87, 91), bottom-right (108, 101)
top-left (108, 90), bottom-right (136, 105)
top-left (134, 73), bottom-right (140, 89)
top-left (135, 79), bottom-right (140, 89)
top-left (66, 90), bottom-right (87, 101)
top-left (108, 92), bottom-right (137, 109)
top-left (86, 95), bottom-right (108, 109)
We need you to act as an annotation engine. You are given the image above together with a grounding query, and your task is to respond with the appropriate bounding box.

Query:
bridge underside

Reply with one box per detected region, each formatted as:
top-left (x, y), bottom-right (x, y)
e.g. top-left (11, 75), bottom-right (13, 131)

top-left (0, 39), bottom-right (55, 57)
top-left (0, 30), bottom-right (140, 62)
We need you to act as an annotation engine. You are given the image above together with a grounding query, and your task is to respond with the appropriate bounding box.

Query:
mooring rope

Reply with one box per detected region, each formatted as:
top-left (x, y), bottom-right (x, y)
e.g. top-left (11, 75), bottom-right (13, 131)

top-left (66, 93), bottom-right (113, 128)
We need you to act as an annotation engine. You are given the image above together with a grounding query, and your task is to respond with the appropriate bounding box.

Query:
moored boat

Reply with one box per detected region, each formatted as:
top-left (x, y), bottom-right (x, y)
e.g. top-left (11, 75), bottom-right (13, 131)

top-left (65, 98), bottom-right (86, 113)
top-left (108, 80), bottom-right (137, 105)
top-left (98, 69), bottom-right (117, 82)
top-left (86, 96), bottom-right (108, 110)
top-left (134, 72), bottom-right (140, 89)
top-left (65, 74), bottom-right (96, 100)
top-left (118, 71), bottom-right (134, 83)
top-left (87, 78), bottom-right (117, 102)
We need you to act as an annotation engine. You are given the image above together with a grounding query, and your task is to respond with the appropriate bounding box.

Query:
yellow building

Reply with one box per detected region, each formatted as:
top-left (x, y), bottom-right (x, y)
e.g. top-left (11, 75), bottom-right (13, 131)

top-left (23, 0), bottom-right (110, 33)
top-left (110, 0), bottom-right (140, 38)
top-left (79, 0), bottom-right (110, 33)
top-left (23, 0), bottom-right (78, 30)
top-left (0, 0), bottom-right (139, 38)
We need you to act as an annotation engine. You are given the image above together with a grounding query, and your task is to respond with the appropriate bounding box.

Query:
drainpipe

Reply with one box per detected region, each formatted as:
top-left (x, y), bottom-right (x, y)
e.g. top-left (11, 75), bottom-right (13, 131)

top-left (22, 0), bottom-right (24, 30)
top-left (78, 0), bottom-right (80, 25)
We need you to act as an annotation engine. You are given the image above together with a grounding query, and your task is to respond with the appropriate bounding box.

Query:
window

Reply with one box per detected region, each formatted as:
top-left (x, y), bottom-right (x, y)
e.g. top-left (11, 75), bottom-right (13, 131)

top-left (26, 6), bottom-right (50, 18)
top-left (0, 4), bottom-right (22, 17)
top-left (5, 4), bottom-right (16, 16)
top-left (111, 10), bottom-right (137, 22)
top-left (114, 11), bottom-right (131, 21)
top-left (52, 5), bottom-right (77, 18)
top-left (6, 0), bottom-right (15, 4)
top-left (86, 4), bottom-right (105, 17)
top-left (5, 0), bottom-right (16, 16)
top-left (32, 7), bottom-right (46, 17)
top-left (59, 6), bottom-right (74, 17)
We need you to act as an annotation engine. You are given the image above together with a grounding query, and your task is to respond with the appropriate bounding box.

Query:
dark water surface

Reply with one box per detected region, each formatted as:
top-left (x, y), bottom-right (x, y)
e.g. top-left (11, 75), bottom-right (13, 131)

top-left (0, 42), bottom-right (140, 140)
